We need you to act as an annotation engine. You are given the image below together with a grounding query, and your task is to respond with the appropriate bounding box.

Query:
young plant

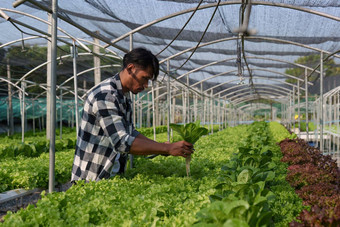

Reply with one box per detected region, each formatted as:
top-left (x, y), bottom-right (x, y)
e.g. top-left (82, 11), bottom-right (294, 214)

top-left (170, 120), bottom-right (209, 177)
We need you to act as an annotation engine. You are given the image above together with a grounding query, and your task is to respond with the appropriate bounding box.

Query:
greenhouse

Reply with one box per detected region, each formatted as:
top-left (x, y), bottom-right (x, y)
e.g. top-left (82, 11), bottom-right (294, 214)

top-left (0, 0), bottom-right (340, 226)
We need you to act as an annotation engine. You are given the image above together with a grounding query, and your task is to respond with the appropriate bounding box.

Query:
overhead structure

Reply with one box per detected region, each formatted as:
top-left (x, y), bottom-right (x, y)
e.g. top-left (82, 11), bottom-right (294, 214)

top-left (1, 0), bottom-right (340, 188)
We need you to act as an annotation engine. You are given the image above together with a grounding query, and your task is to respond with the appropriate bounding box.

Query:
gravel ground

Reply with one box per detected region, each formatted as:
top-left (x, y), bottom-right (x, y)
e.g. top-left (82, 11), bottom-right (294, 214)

top-left (0, 182), bottom-right (73, 222)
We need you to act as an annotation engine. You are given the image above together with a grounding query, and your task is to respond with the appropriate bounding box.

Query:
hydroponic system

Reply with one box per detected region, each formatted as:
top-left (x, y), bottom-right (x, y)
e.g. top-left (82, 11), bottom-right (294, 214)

top-left (0, 0), bottom-right (339, 226)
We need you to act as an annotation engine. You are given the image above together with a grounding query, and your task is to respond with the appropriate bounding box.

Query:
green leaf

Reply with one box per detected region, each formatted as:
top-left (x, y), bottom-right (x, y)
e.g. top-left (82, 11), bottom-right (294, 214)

top-left (223, 218), bottom-right (249, 227)
top-left (237, 169), bottom-right (252, 184)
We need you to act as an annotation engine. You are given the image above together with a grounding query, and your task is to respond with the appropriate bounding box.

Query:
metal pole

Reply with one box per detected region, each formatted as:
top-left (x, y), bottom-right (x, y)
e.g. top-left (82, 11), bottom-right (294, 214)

top-left (167, 60), bottom-right (171, 142)
top-left (293, 86), bottom-right (296, 133)
top-left (48, 0), bottom-right (58, 193)
top-left (172, 96), bottom-right (175, 123)
top-left (333, 95), bottom-right (336, 155)
top-left (129, 34), bottom-right (134, 168)
top-left (210, 90), bottom-right (213, 134)
top-left (297, 80), bottom-right (300, 138)
top-left (224, 97), bottom-right (227, 128)
top-left (182, 90), bottom-right (185, 124)
top-left (320, 51), bottom-right (324, 152)
top-left (305, 68), bottom-right (309, 141)
top-left (337, 92), bottom-right (340, 160)
top-left (46, 14), bottom-right (52, 140)
top-left (72, 40), bottom-right (79, 136)
top-left (288, 93), bottom-right (292, 131)
top-left (314, 98), bottom-right (318, 147)
top-left (60, 89), bottom-right (63, 140)
top-left (194, 93), bottom-right (197, 122)
top-left (328, 96), bottom-right (332, 154)
top-left (201, 83), bottom-right (205, 125)
top-left (152, 81), bottom-right (156, 141)
top-left (21, 82), bottom-right (26, 143)
top-left (147, 93), bottom-right (150, 127)
top-left (93, 30), bottom-right (101, 85)
top-left (187, 75), bottom-right (190, 123)
top-left (32, 100), bottom-right (35, 135)
top-left (7, 59), bottom-right (14, 136)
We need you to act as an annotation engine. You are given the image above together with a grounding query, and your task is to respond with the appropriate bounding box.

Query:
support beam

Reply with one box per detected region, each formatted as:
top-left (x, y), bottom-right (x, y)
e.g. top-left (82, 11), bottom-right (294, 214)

top-left (93, 31), bottom-right (101, 85)
top-left (7, 59), bottom-right (14, 136)
top-left (48, 0), bottom-right (58, 193)
top-left (320, 51), bottom-right (324, 152)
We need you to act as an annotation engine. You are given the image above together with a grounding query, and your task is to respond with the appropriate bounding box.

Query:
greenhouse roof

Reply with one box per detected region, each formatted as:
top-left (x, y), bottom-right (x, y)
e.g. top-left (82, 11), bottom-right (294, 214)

top-left (1, 0), bottom-right (340, 104)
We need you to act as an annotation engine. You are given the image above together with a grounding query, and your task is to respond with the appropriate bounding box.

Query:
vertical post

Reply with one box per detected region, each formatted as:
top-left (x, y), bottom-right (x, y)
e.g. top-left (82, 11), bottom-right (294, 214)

top-left (155, 84), bottom-right (159, 126)
top-left (218, 94), bottom-right (221, 130)
top-left (147, 92), bottom-right (150, 127)
top-left (182, 90), bottom-right (185, 124)
top-left (72, 40), bottom-right (79, 136)
top-left (305, 68), bottom-right (309, 141)
top-left (21, 81), bottom-right (26, 143)
top-left (46, 14), bottom-right (52, 140)
top-left (152, 81), bottom-right (156, 141)
top-left (224, 97), bottom-right (227, 128)
top-left (172, 96), bottom-right (175, 123)
top-left (186, 75), bottom-right (190, 123)
top-left (337, 92), bottom-right (340, 160)
top-left (293, 86), bottom-right (295, 132)
top-left (320, 51), bottom-right (324, 152)
top-left (93, 31), bottom-right (101, 85)
top-left (129, 34), bottom-right (134, 168)
top-left (60, 89), bottom-right (63, 139)
top-left (333, 95), bottom-right (336, 154)
top-left (210, 90), bottom-right (213, 134)
top-left (194, 93), bottom-right (197, 122)
top-left (7, 59), bottom-right (14, 136)
top-left (328, 96), bottom-right (332, 154)
top-left (140, 94), bottom-right (143, 128)
top-left (32, 100), bottom-right (35, 135)
top-left (288, 93), bottom-right (291, 131)
top-left (201, 83), bottom-right (205, 125)
top-left (48, 0), bottom-right (58, 193)
top-left (297, 80), bottom-right (300, 138)
top-left (167, 60), bottom-right (171, 142)
top-left (314, 97), bottom-right (318, 147)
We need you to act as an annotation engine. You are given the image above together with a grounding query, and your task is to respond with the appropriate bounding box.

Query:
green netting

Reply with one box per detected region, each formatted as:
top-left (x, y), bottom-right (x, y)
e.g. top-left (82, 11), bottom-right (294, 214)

top-left (0, 96), bottom-right (83, 122)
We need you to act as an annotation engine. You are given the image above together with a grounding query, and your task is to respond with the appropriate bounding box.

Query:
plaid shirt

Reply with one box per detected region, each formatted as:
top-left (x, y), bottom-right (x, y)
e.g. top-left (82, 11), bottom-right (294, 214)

top-left (71, 73), bottom-right (140, 182)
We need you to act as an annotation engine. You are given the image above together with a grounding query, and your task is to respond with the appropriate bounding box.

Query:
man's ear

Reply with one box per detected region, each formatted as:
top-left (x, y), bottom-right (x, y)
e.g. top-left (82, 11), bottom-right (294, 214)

top-left (126, 63), bottom-right (135, 74)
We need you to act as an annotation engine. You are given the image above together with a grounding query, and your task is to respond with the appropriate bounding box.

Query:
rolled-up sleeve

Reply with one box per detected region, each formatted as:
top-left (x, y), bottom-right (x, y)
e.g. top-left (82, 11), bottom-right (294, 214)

top-left (93, 92), bottom-right (137, 153)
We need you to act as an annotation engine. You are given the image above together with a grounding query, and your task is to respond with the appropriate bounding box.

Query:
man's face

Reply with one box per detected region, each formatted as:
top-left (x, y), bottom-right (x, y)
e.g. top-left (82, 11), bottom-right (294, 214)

top-left (127, 64), bottom-right (153, 94)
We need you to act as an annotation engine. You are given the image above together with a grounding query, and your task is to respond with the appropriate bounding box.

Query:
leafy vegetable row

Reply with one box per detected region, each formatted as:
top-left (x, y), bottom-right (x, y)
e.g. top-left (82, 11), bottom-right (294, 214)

top-left (279, 138), bottom-right (340, 226)
top-left (0, 150), bottom-right (74, 193)
top-left (1, 123), bottom-right (304, 226)
top-left (1, 125), bottom-right (250, 226)
top-left (0, 126), bottom-right (170, 192)
top-left (194, 121), bottom-right (303, 226)
top-left (0, 139), bottom-right (76, 160)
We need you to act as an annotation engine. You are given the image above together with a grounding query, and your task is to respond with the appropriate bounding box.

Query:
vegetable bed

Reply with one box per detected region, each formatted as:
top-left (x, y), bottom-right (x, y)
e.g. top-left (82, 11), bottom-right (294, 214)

top-left (1, 122), bottom-right (309, 226)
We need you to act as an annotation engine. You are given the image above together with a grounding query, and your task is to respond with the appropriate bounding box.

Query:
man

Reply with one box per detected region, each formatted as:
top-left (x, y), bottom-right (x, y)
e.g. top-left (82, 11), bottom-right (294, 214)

top-left (71, 47), bottom-right (193, 182)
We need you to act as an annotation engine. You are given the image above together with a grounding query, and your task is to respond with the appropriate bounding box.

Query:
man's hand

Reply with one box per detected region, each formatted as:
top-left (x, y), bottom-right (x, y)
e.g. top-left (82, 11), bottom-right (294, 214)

top-left (168, 141), bottom-right (194, 158)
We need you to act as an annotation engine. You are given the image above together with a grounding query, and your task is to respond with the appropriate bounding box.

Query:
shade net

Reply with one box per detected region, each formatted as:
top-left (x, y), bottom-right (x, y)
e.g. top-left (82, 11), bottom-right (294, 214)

top-left (0, 0), bottom-right (340, 105)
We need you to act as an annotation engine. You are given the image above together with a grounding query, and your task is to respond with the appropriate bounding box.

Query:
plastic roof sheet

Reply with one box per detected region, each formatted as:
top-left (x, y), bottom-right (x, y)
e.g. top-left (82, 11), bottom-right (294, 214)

top-left (0, 0), bottom-right (340, 102)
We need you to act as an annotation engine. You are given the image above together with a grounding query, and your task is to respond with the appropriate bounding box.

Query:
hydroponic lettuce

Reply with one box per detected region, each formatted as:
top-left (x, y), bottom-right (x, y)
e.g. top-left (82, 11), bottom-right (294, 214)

top-left (170, 121), bottom-right (209, 177)
top-left (1, 125), bottom-right (249, 226)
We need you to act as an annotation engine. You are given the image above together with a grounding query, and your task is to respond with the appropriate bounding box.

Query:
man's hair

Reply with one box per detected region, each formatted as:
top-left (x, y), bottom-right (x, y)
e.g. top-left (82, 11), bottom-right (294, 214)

top-left (122, 47), bottom-right (159, 81)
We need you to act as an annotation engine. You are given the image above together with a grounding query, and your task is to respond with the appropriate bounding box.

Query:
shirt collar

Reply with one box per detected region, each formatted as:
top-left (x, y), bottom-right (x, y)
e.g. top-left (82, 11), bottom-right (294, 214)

top-left (114, 73), bottom-right (130, 99)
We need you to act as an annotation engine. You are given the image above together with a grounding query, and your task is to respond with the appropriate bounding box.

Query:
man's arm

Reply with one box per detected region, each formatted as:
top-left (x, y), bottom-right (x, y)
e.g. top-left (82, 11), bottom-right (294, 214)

top-left (129, 134), bottom-right (194, 158)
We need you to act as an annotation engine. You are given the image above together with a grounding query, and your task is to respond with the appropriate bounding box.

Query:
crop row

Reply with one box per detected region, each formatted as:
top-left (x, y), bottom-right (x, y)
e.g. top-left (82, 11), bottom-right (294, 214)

top-left (0, 126), bottom-right (171, 193)
top-left (194, 121), bottom-right (303, 226)
top-left (279, 138), bottom-right (340, 226)
top-left (1, 122), bottom-right (304, 226)
top-left (1, 125), bottom-right (250, 226)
